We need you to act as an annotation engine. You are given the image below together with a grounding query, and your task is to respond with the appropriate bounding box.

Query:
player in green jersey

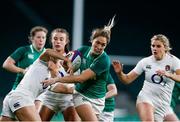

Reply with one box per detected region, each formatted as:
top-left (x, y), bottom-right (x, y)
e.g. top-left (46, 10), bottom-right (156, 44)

top-left (42, 16), bottom-right (116, 121)
top-left (171, 83), bottom-right (180, 112)
top-left (2, 26), bottom-right (48, 110)
top-left (99, 74), bottom-right (117, 122)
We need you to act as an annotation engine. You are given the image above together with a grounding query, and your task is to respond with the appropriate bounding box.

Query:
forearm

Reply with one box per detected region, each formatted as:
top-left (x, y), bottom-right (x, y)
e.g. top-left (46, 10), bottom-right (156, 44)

top-left (3, 64), bottom-right (24, 74)
top-left (46, 49), bottom-right (69, 62)
top-left (116, 72), bottom-right (132, 84)
top-left (50, 83), bottom-right (74, 94)
top-left (105, 90), bottom-right (117, 99)
top-left (167, 73), bottom-right (180, 82)
top-left (54, 75), bottom-right (83, 84)
top-left (40, 49), bottom-right (70, 63)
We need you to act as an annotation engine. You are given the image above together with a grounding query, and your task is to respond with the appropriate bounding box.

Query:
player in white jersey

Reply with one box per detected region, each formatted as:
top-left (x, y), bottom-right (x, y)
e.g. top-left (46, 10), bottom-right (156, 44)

top-left (39, 63), bottom-right (80, 121)
top-left (38, 28), bottom-right (79, 121)
top-left (112, 34), bottom-right (180, 122)
top-left (0, 48), bottom-right (73, 121)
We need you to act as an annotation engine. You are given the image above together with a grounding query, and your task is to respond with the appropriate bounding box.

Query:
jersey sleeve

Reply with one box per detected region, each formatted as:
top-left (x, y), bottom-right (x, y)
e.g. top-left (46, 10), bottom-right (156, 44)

top-left (10, 46), bottom-right (26, 62)
top-left (106, 74), bottom-right (115, 85)
top-left (132, 58), bottom-right (144, 75)
top-left (90, 54), bottom-right (111, 76)
top-left (172, 56), bottom-right (180, 71)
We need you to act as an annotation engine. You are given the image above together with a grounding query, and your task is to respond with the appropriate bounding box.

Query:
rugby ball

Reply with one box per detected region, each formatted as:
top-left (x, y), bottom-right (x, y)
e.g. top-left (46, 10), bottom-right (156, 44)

top-left (65, 50), bottom-right (82, 72)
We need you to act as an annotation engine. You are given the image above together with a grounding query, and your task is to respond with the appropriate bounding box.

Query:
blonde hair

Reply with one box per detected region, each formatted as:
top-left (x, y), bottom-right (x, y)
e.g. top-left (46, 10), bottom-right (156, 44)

top-left (90, 15), bottom-right (116, 44)
top-left (151, 34), bottom-right (172, 52)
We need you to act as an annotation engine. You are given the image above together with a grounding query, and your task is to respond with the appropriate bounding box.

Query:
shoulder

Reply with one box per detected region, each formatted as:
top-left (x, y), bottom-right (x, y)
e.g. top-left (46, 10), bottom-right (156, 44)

top-left (140, 56), bottom-right (152, 63)
top-left (11, 45), bottom-right (30, 54)
top-left (107, 74), bottom-right (115, 84)
top-left (16, 45), bottom-right (30, 51)
top-left (102, 51), bottom-right (110, 61)
top-left (167, 54), bottom-right (180, 61)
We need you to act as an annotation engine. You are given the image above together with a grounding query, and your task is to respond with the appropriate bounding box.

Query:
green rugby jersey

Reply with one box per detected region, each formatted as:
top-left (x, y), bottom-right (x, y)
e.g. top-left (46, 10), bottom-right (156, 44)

top-left (75, 46), bottom-right (111, 98)
top-left (103, 74), bottom-right (116, 112)
top-left (171, 82), bottom-right (180, 110)
top-left (10, 45), bottom-right (45, 89)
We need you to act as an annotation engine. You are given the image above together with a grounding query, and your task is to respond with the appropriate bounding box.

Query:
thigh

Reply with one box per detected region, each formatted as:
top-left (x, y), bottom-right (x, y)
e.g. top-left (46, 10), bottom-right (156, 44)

top-left (35, 92), bottom-right (46, 111)
top-left (39, 105), bottom-right (55, 121)
top-left (62, 106), bottom-right (80, 121)
top-left (136, 102), bottom-right (154, 121)
top-left (34, 100), bottom-right (42, 112)
top-left (76, 104), bottom-right (98, 121)
top-left (73, 93), bottom-right (104, 115)
top-left (164, 113), bottom-right (179, 121)
top-left (1, 94), bottom-right (16, 119)
top-left (14, 105), bottom-right (41, 121)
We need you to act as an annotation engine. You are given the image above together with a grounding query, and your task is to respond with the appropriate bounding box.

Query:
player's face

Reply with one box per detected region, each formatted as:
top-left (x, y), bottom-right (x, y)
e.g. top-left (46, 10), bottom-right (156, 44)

top-left (32, 31), bottom-right (46, 51)
top-left (51, 32), bottom-right (67, 52)
top-left (151, 40), bottom-right (166, 60)
top-left (91, 36), bottom-right (107, 55)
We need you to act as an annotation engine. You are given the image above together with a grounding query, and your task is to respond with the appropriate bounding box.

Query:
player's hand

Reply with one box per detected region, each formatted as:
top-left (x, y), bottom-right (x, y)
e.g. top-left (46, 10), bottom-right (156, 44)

top-left (42, 77), bottom-right (57, 86)
top-left (156, 70), bottom-right (171, 78)
top-left (112, 60), bottom-right (123, 73)
top-left (66, 59), bottom-right (73, 75)
top-left (22, 65), bottom-right (32, 75)
top-left (48, 60), bottom-right (59, 71)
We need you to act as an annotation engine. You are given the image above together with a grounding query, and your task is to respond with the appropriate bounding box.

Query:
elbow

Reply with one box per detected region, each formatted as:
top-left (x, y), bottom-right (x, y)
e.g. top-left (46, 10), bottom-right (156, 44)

top-left (2, 63), bottom-right (5, 69)
top-left (120, 80), bottom-right (131, 85)
top-left (113, 88), bottom-right (118, 96)
top-left (114, 89), bottom-right (118, 96)
top-left (2, 61), bottom-right (8, 69)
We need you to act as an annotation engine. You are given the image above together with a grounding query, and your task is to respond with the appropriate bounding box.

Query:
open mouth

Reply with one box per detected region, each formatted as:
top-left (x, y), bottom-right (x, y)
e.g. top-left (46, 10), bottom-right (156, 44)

top-left (153, 51), bottom-right (157, 55)
top-left (55, 45), bottom-right (61, 48)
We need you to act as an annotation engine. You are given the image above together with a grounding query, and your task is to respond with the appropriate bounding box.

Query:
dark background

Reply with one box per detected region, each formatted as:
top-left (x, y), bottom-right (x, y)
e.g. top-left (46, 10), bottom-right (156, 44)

top-left (0, 0), bottom-right (180, 118)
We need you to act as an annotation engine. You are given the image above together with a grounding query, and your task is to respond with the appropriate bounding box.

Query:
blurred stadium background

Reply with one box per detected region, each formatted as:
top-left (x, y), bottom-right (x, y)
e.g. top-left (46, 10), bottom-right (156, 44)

top-left (0, 0), bottom-right (180, 121)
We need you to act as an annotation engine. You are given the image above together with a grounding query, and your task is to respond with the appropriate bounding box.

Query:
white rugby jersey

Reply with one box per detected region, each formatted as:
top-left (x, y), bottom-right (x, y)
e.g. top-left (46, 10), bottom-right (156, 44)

top-left (133, 53), bottom-right (180, 105)
top-left (15, 59), bottom-right (50, 99)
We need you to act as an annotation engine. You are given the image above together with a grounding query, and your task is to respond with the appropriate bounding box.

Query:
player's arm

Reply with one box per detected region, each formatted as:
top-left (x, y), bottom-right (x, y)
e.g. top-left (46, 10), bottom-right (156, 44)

top-left (42, 68), bottom-right (96, 85)
top-left (47, 60), bottom-right (60, 78)
top-left (112, 60), bottom-right (139, 84)
top-left (40, 49), bottom-right (69, 62)
top-left (156, 69), bottom-right (180, 82)
top-left (40, 49), bottom-right (73, 73)
top-left (2, 56), bottom-right (25, 74)
top-left (49, 83), bottom-right (74, 94)
top-left (105, 84), bottom-right (118, 99)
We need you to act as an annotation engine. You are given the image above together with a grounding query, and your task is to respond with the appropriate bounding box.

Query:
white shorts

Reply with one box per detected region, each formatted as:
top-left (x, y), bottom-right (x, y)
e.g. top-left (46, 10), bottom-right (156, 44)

top-left (42, 90), bottom-right (74, 113)
top-left (99, 111), bottom-right (114, 122)
top-left (35, 92), bottom-right (46, 102)
top-left (73, 92), bottom-right (105, 115)
top-left (136, 90), bottom-right (174, 121)
top-left (1, 91), bottom-right (34, 119)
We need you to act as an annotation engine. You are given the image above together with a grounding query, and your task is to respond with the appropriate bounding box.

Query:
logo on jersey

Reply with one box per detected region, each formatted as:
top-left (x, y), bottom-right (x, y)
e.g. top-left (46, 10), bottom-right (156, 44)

top-left (28, 54), bottom-right (34, 59)
top-left (151, 74), bottom-right (167, 86)
top-left (13, 102), bottom-right (20, 108)
top-left (165, 65), bottom-right (170, 71)
top-left (146, 65), bottom-right (151, 69)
